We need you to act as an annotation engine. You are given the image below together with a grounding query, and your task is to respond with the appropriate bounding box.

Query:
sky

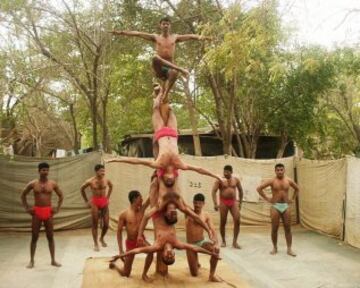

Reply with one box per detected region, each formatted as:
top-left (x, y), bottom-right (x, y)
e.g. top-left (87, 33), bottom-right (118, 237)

top-left (277, 0), bottom-right (360, 48)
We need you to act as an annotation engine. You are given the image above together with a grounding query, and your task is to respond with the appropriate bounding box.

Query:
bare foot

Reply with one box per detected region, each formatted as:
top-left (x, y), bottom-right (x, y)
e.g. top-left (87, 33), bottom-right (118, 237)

top-left (221, 241), bottom-right (226, 248)
top-left (100, 239), bottom-right (107, 247)
top-left (26, 261), bottom-right (34, 269)
top-left (270, 247), bottom-right (277, 255)
top-left (51, 261), bottom-right (62, 267)
top-left (232, 242), bottom-right (242, 249)
top-left (209, 274), bottom-right (222, 282)
top-left (287, 249), bottom-right (297, 257)
top-left (94, 244), bottom-right (100, 252)
top-left (142, 274), bottom-right (153, 282)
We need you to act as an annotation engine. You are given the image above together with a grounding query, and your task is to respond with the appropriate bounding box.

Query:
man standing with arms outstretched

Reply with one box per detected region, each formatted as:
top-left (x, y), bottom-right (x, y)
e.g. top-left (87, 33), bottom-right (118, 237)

top-left (21, 162), bottom-right (64, 268)
top-left (110, 16), bottom-right (210, 117)
top-left (212, 165), bottom-right (243, 248)
top-left (80, 164), bottom-right (113, 251)
top-left (256, 163), bottom-right (299, 256)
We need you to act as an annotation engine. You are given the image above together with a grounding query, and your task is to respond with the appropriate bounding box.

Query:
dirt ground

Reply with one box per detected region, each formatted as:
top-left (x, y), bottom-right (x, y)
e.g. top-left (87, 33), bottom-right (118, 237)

top-left (0, 226), bottom-right (359, 288)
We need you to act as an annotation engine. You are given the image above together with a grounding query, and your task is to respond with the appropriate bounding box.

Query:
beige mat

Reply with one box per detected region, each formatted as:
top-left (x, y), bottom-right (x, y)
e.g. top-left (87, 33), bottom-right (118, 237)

top-left (81, 255), bottom-right (250, 288)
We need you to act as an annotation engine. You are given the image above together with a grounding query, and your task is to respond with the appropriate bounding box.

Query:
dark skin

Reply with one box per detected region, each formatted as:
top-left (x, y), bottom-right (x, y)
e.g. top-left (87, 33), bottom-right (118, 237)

top-left (212, 169), bottom-right (243, 248)
top-left (21, 167), bottom-right (64, 268)
top-left (80, 168), bottom-right (113, 251)
top-left (256, 166), bottom-right (299, 257)
top-left (110, 195), bottom-right (154, 282)
top-left (185, 200), bottom-right (221, 282)
top-left (110, 20), bottom-right (211, 108)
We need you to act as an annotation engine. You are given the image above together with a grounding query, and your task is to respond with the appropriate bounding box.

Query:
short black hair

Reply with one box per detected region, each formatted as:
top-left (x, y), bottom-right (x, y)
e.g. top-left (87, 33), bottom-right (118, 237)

top-left (128, 190), bottom-right (141, 203)
top-left (275, 163), bottom-right (285, 169)
top-left (162, 255), bottom-right (175, 265)
top-left (224, 165), bottom-right (233, 172)
top-left (160, 16), bottom-right (171, 23)
top-left (38, 162), bottom-right (49, 171)
top-left (94, 164), bottom-right (105, 171)
top-left (164, 214), bottom-right (178, 225)
top-left (193, 193), bottom-right (205, 202)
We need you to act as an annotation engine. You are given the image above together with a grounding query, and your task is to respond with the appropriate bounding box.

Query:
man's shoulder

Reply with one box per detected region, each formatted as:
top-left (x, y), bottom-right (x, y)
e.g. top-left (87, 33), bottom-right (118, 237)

top-left (27, 179), bottom-right (37, 186)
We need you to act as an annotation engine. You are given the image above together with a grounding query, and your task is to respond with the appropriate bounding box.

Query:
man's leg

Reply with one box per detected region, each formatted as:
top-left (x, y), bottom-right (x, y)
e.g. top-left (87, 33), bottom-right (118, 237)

top-left (270, 207), bottom-right (280, 255)
top-left (91, 204), bottom-right (100, 251)
top-left (162, 69), bottom-right (179, 107)
top-left (44, 218), bottom-right (61, 267)
top-left (100, 207), bottom-right (109, 247)
top-left (219, 203), bottom-right (229, 247)
top-left (229, 203), bottom-right (241, 249)
top-left (142, 251), bottom-right (154, 281)
top-left (202, 243), bottom-right (221, 282)
top-left (110, 255), bottom-right (135, 277)
top-left (27, 215), bottom-right (41, 268)
top-left (153, 55), bottom-right (189, 77)
top-left (186, 249), bottom-right (199, 276)
top-left (166, 107), bottom-right (178, 131)
top-left (282, 209), bottom-right (296, 257)
top-left (152, 92), bottom-right (165, 132)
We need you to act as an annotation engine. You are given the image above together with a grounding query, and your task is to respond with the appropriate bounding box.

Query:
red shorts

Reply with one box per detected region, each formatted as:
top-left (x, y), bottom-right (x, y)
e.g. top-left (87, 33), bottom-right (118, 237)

top-left (126, 236), bottom-right (146, 251)
top-left (154, 127), bottom-right (178, 142)
top-left (33, 206), bottom-right (52, 221)
top-left (156, 168), bottom-right (179, 178)
top-left (151, 211), bottom-right (162, 220)
top-left (92, 196), bottom-right (109, 209)
top-left (220, 198), bottom-right (236, 208)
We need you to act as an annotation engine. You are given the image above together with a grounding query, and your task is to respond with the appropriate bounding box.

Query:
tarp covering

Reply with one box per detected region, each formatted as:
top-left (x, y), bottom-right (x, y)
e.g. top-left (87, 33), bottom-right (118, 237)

top-left (296, 158), bottom-right (346, 238)
top-left (105, 155), bottom-right (297, 228)
top-left (0, 152), bottom-right (101, 231)
top-left (345, 157), bottom-right (360, 248)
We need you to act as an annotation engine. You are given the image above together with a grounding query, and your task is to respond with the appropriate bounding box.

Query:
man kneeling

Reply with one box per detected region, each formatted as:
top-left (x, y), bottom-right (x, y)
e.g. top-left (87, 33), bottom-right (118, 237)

top-left (186, 193), bottom-right (221, 282)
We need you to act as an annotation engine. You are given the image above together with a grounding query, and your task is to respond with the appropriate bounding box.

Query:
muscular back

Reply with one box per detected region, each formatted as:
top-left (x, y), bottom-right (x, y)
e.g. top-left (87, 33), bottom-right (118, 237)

top-left (31, 180), bottom-right (57, 206)
top-left (154, 34), bottom-right (176, 60)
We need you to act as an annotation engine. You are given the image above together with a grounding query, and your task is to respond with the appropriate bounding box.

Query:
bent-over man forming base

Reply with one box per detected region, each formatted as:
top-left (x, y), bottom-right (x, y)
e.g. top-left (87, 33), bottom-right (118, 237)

top-left (21, 162), bottom-right (64, 268)
top-left (80, 164), bottom-right (113, 251)
top-left (110, 190), bottom-right (153, 281)
top-left (212, 165), bottom-right (243, 248)
top-left (186, 193), bottom-right (221, 282)
top-left (256, 163), bottom-right (299, 256)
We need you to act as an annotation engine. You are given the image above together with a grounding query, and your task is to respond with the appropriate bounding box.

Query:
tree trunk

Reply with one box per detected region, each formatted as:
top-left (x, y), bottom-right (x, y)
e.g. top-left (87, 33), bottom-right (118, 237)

top-left (276, 132), bottom-right (288, 158)
top-left (183, 81), bottom-right (202, 156)
top-left (69, 103), bottom-right (80, 154)
top-left (90, 100), bottom-right (98, 150)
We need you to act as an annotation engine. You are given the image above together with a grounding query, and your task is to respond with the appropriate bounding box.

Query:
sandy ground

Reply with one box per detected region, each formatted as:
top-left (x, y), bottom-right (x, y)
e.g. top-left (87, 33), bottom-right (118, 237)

top-left (0, 226), bottom-right (360, 288)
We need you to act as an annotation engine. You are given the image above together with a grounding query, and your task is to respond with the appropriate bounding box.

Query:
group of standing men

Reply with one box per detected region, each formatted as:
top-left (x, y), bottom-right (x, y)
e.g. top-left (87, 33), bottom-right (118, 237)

top-left (19, 15), bottom-right (300, 282)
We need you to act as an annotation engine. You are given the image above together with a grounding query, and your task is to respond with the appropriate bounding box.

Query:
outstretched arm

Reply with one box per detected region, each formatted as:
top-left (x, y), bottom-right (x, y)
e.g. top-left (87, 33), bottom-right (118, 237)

top-left (176, 34), bottom-right (212, 42)
top-left (137, 206), bottom-right (157, 246)
top-left (110, 30), bottom-right (156, 42)
top-left (120, 244), bottom-right (160, 258)
top-left (256, 180), bottom-right (273, 203)
top-left (176, 241), bottom-right (220, 258)
top-left (107, 157), bottom-right (160, 169)
top-left (178, 162), bottom-right (221, 181)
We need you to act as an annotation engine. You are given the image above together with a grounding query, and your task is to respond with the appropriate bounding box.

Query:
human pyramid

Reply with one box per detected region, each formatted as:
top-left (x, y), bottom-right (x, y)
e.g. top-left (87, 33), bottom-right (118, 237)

top-left (20, 16), bottom-right (300, 285)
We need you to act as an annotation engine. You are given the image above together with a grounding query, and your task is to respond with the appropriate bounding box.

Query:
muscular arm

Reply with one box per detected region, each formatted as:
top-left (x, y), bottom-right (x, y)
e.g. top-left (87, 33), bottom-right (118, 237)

top-left (80, 180), bottom-right (91, 203)
top-left (107, 180), bottom-right (113, 199)
top-left (53, 182), bottom-right (64, 213)
top-left (236, 178), bottom-right (244, 205)
top-left (117, 212), bottom-right (126, 254)
top-left (256, 180), bottom-right (272, 203)
top-left (178, 162), bottom-right (221, 181)
top-left (175, 241), bottom-right (218, 257)
top-left (137, 207), bottom-right (156, 243)
top-left (289, 179), bottom-right (300, 201)
top-left (111, 30), bottom-right (156, 41)
top-left (176, 34), bottom-right (211, 42)
top-left (107, 157), bottom-right (160, 169)
top-left (20, 182), bottom-right (33, 213)
top-left (211, 180), bottom-right (220, 209)
top-left (206, 214), bottom-right (219, 245)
